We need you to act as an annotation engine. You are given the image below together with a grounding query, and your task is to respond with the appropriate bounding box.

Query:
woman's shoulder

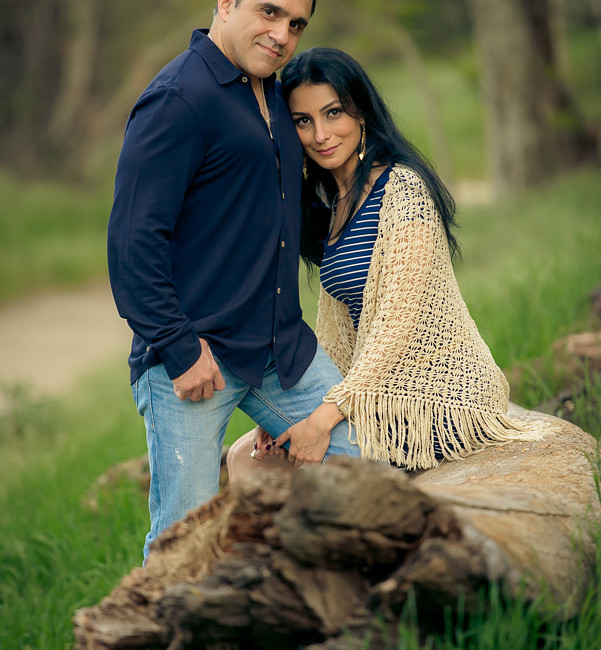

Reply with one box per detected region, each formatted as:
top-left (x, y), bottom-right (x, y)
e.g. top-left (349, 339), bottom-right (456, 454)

top-left (379, 165), bottom-right (441, 229)
top-left (386, 164), bottom-right (429, 194)
top-left (383, 165), bottom-right (434, 208)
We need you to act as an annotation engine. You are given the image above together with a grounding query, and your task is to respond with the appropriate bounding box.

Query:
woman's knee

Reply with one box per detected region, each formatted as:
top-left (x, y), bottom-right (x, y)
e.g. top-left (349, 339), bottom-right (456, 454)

top-left (226, 431), bottom-right (256, 484)
top-left (227, 429), bottom-right (295, 484)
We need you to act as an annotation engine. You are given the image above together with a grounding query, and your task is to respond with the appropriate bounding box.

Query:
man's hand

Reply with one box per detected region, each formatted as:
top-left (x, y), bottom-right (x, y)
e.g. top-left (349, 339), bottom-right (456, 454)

top-left (172, 337), bottom-right (225, 401)
top-left (274, 403), bottom-right (343, 467)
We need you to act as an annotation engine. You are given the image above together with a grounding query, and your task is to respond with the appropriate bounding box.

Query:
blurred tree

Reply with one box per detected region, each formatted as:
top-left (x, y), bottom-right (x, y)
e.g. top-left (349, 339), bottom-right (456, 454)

top-left (470, 0), bottom-right (598, 192)
top-left (2, 0), bottom-right (466, 180)
top-left (46, 0), bottom-right (101, 153)
top-left (0, 0), bottom-right (65, 171)
top-left (0, 0), bottom-right (213, 178)
top-left (1, 0), bottom-right (598, 186)
top-left (586, 0), bottom-right (601, 29)
top-left (304, 0), bottom-right (471, 60)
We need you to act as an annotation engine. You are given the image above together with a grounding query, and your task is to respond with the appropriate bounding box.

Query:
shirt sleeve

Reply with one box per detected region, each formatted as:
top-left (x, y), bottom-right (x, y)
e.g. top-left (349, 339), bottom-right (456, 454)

top-left (107, 87), bottom-right (206, 380)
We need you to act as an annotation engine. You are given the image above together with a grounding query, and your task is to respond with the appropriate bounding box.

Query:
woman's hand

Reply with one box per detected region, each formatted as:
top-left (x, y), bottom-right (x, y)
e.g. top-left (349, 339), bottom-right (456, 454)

top-left (275, 403), bottom-right (344, 467)
top-left (251, 426), bottom-right (287, 461)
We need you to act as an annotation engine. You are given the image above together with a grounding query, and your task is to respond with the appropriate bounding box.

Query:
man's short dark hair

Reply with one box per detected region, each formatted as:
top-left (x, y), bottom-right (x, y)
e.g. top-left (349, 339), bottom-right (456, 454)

top-left (233, 0), bottom-right (317, 17)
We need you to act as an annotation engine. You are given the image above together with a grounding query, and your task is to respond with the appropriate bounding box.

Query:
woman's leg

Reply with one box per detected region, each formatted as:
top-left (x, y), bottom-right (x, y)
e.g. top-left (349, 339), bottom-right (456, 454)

top-left (227, 429), bottom-right (294, 485)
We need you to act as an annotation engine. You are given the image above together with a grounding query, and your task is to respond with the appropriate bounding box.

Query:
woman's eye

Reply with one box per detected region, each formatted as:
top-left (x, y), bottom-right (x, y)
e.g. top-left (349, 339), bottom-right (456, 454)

top-left (328, 108), bottom-right (342, 117)
top-left (294, 117), bottom-right (310, 127)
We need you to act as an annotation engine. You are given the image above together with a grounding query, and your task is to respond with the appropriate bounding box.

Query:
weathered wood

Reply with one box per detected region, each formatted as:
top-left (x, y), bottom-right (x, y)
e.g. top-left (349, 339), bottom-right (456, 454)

top-left (408, 407), bottom-right (600, 615)
top-left (74, 415), bottom-right (599, 649)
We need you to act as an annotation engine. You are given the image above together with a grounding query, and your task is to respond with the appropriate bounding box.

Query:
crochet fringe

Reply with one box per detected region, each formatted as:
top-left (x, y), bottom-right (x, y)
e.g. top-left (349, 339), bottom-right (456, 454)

top-left (339, 392), bottom-right (552, 471)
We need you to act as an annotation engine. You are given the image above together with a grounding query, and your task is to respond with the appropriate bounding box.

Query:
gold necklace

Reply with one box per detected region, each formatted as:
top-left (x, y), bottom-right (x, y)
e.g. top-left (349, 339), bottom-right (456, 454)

top-left (259, 79), bottom-right (272, 137)
top-left (330, 191), bottom-right (350, 234)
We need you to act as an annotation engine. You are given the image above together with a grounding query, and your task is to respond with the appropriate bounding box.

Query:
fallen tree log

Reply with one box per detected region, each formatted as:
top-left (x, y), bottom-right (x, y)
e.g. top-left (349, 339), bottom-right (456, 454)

top-left (74, 414), bottom-right (600, 649)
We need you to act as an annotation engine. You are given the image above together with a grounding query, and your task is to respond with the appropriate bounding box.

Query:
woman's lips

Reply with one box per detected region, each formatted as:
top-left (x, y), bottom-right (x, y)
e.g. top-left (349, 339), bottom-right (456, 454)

top-left (315, 145), bottom-right (339, 156)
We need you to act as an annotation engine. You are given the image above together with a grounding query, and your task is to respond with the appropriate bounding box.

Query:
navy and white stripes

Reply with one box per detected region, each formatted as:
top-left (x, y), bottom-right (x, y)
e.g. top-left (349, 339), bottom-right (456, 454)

top-left (320, 167), bottom-right (391, 330)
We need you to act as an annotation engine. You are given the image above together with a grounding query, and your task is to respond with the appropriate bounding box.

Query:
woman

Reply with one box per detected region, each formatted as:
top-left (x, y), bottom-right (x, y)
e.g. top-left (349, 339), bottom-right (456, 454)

top-left (228, 48), bottom-right (543, 479)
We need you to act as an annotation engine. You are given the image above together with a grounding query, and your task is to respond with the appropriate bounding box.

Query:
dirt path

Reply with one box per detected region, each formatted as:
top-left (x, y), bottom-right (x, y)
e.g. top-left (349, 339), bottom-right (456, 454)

top-left (0, 282), bottom-right (131, 403)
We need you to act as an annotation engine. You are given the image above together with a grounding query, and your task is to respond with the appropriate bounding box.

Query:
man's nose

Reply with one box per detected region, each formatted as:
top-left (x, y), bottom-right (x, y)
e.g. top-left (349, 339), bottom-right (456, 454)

top-left (269, 21), bottom-right (289, 46)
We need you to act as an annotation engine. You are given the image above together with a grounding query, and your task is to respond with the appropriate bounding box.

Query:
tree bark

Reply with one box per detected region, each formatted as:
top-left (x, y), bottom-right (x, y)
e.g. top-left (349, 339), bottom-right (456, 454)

top-left (73, 414), bottom-right (600, 650)
top-left (470, 0), bottom-right (598, 193)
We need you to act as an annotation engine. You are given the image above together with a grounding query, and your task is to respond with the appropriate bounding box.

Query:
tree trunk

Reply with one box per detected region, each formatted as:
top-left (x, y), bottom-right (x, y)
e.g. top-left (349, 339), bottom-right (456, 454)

top-left (586, 0), bottom-right (601, 40)
top-left (47, 0), bottom-right (101, 149)
top-left (470, 0), bottom-right (598, 193)
top-left (0, 0), bottom-right (66, 170)
top-left (73, 414), bottom-right (600, 650)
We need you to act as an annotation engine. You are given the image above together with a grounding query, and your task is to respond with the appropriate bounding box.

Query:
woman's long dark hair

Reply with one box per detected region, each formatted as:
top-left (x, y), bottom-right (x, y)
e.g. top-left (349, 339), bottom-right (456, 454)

top-left (280, 47), bottom-right (459, 268)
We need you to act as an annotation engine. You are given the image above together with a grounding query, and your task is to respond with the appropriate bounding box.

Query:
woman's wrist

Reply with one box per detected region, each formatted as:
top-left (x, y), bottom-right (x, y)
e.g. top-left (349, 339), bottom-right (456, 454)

top-left (334, 396), bottom-right (353, 422)
top-left (312, 402), bottom-right (345, 431)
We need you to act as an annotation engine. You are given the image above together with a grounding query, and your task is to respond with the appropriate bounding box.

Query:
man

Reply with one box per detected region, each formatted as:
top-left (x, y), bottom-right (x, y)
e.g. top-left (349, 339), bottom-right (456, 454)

top-left (108, 0), bottom-right (359, 562)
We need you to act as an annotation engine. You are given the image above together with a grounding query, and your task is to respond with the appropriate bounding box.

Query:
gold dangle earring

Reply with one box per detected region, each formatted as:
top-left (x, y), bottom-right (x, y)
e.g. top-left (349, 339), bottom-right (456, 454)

top-left (358, 124), bottom-right (366, 162)
top-left (302, 156), bottom-right (308, 180)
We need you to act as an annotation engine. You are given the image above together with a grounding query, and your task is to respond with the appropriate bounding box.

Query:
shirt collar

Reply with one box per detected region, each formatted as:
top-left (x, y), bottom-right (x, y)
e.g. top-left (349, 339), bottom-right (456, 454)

top-left (188, 29), bottom-right (276, 88)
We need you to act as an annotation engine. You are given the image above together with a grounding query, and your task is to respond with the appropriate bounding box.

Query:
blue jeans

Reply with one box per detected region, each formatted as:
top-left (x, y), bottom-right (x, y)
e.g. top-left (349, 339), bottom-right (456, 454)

top-left (133, 344), bottom-right (359, 561)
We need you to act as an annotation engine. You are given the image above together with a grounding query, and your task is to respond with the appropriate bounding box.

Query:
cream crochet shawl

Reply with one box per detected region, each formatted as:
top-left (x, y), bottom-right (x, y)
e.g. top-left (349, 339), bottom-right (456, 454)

top-left (318, 165), bottom-right (544, 470)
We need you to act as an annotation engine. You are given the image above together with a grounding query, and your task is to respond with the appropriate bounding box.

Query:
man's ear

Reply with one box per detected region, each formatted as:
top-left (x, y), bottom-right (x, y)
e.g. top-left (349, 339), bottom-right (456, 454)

top-left (216, 0), bottom-right (235, 22)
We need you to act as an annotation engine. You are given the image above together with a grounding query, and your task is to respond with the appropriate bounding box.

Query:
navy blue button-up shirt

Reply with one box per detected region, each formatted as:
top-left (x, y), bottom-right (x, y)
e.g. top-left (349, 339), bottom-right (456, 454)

top-left (107, 29), bottom-right (316, 388)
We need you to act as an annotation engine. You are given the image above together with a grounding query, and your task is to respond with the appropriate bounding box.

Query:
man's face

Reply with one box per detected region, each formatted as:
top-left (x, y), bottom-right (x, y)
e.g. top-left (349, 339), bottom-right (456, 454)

top-left (217, 0), bottom-right (312, 80)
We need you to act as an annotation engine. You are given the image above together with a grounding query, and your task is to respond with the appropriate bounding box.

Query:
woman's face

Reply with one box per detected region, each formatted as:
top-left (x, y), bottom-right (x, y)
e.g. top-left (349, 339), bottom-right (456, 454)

top-left (288, 83), bottom-right (363, 179)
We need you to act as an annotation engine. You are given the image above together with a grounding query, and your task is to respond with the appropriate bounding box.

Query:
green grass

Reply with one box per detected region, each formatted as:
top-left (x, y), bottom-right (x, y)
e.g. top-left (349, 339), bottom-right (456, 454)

top-left (0, 174), bottom-right (112, 304)
top-left (0, 366), bottom-right (147, 648)
top-left (456, 169), bottom-right (601, 361)
top-left (0, 364), bottom-right (254, 649)
top-left (454, 168), bottom-right (601, 408)
top-left (566, 27), bottom-right (601, 128)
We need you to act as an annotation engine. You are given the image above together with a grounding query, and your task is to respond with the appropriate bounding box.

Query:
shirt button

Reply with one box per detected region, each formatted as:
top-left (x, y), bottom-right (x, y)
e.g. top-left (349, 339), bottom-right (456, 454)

top-left (273, 336), bottom-right (276, 343)
top-left (281, 241), bottom-right (285, 248)
top-left (241, 76), bottom-right (248, 83)
top-left (282, 192), bottom-right (285, 199)
top-left (277, 287), bottom-right (281, 294)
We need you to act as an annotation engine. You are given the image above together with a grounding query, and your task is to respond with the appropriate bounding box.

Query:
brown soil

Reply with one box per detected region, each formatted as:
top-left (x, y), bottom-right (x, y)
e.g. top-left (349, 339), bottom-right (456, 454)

top-left (0, 282), bottom-right (131, 406)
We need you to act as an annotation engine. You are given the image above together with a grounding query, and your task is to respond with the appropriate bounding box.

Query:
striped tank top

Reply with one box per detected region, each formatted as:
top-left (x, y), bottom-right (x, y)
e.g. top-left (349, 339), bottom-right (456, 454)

top-left (320, 166), bottom-right (391, 330)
